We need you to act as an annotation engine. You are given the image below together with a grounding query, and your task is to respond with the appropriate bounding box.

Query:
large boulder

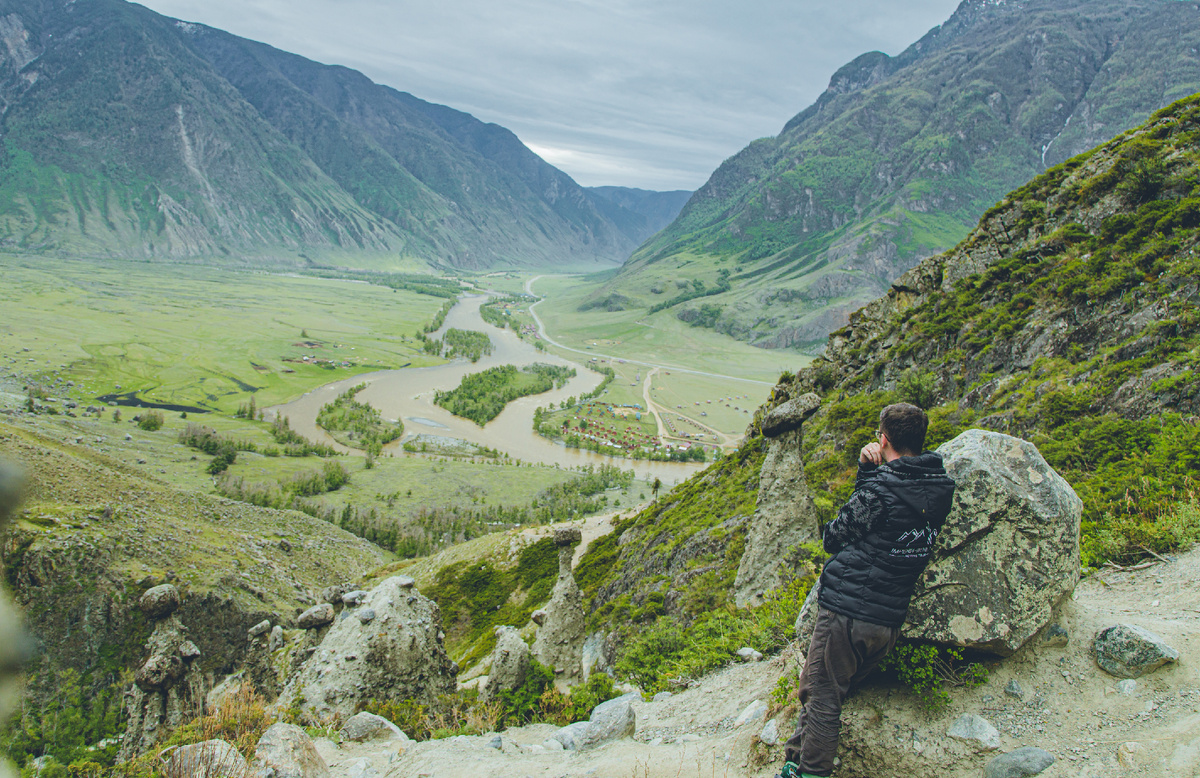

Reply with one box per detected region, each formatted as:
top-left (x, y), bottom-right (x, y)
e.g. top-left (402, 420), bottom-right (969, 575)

top-left (794, 430), bottom-right (1081, 656)
top-left (734, 393), bottom-right (822, 607)
top-left (905, 430), bottom-right (1082, 655)
top-left (139, 584), bottom-right (182, 619)
top-left (482, 626), bottom-right (531, 702)
top-left (532, 527), bottom-right (586, 684)
top-left (253, 723), bottom-right (328, 778)
top-left (279, 576), bottom-right (456, 720)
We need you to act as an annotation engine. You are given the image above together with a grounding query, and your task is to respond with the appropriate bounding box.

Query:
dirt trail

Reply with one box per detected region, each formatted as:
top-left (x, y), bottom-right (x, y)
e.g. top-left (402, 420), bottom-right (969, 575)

top-left (315, 546), bottom-right (1200, 778)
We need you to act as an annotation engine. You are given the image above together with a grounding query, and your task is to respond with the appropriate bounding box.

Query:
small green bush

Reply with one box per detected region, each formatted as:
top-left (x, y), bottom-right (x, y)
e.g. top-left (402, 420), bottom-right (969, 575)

top-left (877, 643), bottom-right (987, 710)
top-left (136, 410), bottom-right (163, 431)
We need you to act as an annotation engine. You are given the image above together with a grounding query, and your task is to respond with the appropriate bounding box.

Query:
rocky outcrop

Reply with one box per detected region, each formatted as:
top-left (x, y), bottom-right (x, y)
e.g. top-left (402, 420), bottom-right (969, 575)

top-left (280, 576), bottom-right (456, 720)
top-left (118, 584), bottom-right (208, 760)
top-left (482, 626), bottom-right (532, 703)
top-left (532, 528), bottom-right (586, 685)
top-left (734, 392), bottom-right (822, 607)
top-left (903, 430), bottom-right (1082, 655)
top-left (795, 430), bottom-right (1081, 656)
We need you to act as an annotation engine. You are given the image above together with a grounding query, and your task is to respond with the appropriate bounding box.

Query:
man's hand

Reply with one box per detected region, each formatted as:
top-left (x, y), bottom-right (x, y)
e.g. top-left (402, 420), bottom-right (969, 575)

top-left (859, 441), bottom-right (883, 465)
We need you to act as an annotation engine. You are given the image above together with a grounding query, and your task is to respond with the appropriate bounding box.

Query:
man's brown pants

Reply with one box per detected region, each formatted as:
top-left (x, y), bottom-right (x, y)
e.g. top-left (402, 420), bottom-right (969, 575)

top-left (782, 606), bottom-right (899, 776)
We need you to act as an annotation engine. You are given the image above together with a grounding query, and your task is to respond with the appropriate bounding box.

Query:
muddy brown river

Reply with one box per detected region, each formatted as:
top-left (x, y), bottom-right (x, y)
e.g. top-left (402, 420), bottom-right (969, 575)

top-left (265, 294), bottom-right (705, 487)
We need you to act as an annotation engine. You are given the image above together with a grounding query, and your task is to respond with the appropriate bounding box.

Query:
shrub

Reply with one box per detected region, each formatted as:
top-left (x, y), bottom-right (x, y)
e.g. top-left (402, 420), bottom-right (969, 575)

top-left (136, 410), bottom-right (163, 431)
top-left (877, 643), bottom-right (988, 710)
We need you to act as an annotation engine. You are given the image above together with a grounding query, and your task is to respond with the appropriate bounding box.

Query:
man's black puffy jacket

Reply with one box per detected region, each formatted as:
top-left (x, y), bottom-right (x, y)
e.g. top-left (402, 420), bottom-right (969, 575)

top-left (817, 452), bottom-right (956, 628)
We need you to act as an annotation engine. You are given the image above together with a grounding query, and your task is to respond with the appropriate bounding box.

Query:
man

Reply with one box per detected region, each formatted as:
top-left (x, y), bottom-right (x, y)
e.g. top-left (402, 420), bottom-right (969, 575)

top-left (778, 403), bottom-right (956, 778)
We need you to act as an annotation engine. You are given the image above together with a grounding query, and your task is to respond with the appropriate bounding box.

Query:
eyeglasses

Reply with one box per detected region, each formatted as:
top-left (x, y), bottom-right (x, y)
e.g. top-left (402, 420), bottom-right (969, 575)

top-left (874, 428), bottom-right (884, 438)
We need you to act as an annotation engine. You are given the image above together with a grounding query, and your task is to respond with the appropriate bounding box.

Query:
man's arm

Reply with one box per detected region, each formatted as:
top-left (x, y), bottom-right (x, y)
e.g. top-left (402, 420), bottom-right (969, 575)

top-left (822, 483), bottom-right (883, 554)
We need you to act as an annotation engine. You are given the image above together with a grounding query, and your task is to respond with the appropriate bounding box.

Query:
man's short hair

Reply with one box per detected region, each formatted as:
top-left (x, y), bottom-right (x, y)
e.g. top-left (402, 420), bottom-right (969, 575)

top-left (879, 403), bottom-right (928, 455)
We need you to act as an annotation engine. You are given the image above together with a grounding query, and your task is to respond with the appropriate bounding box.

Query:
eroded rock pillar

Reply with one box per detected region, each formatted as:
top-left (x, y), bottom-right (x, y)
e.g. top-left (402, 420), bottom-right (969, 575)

top-left (532, 527), bottom-right (585, 686)
top-left (734, 393), bottom-right (822, 607)
top-left (118, 584), bottom-right (207, 761)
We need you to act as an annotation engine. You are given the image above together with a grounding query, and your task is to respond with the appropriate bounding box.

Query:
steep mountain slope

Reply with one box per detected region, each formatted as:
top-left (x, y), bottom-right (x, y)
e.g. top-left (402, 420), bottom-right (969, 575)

top-left (0, 0), bottom-right (648, 268)
top-left (586, 187), bottom-right (693, 244)
top-left (601, 0), bottom-right (1200, 349)
top-left (573, 94), bottom-right (1200, 675)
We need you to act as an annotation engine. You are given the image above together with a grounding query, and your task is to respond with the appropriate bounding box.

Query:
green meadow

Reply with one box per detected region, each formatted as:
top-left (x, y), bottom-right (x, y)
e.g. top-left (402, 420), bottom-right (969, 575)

top-left (529, 274), bottom-right (805, 383)
top-left (0, 256), bottom-right (447, 413)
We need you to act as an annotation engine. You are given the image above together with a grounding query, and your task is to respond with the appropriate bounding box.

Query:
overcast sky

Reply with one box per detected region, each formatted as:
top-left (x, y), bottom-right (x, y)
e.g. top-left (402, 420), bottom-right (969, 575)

top-left (138, 0), bottom-right (964, 191)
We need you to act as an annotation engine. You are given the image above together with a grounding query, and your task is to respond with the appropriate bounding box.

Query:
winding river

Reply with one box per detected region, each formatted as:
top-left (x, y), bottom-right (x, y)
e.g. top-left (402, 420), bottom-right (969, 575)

top-left (265, 294), bottom-right (707, 487)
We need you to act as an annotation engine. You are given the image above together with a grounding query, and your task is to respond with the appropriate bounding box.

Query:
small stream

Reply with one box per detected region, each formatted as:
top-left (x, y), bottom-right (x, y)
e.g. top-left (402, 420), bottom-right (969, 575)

top-left (265, 294), bottom-right (705, 487)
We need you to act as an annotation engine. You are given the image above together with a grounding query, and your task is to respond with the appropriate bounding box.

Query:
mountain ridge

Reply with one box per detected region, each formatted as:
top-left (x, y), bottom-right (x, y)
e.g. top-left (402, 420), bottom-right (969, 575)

top-left (0, 0), bottom-right (670, 269)
top-left (600, 0), bottom-right (1200, 349)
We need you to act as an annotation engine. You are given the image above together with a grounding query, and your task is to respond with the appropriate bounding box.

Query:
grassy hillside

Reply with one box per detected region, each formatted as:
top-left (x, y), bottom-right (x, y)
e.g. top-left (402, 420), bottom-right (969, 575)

top-left (571, 92), bottom-right (1200, 692)
top-left (598, 0), bottom-right (1200, 350)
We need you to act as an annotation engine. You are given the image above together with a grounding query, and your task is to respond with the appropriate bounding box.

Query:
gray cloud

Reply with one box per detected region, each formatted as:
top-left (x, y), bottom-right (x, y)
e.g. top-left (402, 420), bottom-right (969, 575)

top-left (137, 0), bottom-right (963, 190)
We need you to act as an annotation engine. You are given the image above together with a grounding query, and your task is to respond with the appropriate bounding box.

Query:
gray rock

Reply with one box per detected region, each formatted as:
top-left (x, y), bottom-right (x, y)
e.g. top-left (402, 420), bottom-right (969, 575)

top-left (248, 619), bottom-right (271, 639)
top-left (320, 584), bottom-right (349, 605)
top-left (581, 631), bottom-right (609, 680)
top-left (580, 693), bottom-right (638, 749)
top-left (905, 430), bottom-right (1082, 656)
top-left (652, 691), bottom-right (673, 702)
top-left (344, 758), bottom-right (375, 778)
top-left (793, 579), bottom-right (821, 649)
top-left (269, 626), bottom-right (284, 652)
top-left (541, 737), bottom-right (565, 751)
top-left (532, 529), bottom-right (586, 683)
top-left (339, 712), bottom-right (410, 744)
top-left (297, 603), bottom-right (335, 630)
top-left (947, 713), bottom-right (1000, 751)
top-left (760, 718), bottom-right (780, 746)
top-left (163, 740), bottom-right (247, 778)
top-left (1039, 623), bottom-right (1069, 648)
top-left (396, 576), bottom-right (415, 588)
top-left (1117, 679), bottom-right (1138, 695)
top-left (984, 747), bottom-right (1056, 778)
top-left (139, 584), bottom-right (181, 619)
top-left (482, 626), bottom-right (532, 703)
top-left (1004, 679), bottom-right (1023, 699)
top-left (279, 576), bottom-right (456, 720)
top-left (253, 723), bottom-right (329, 778)
top-left (734, 395), bottom-right (821, 607)
top-left (356, 608), bottom-right (376, 624)
top-left (734, 700), bottom-right (767, 726)
top-left (550, 721), bottom-right (591, 751)
top-left (531, 609), bottom-right (548, 626)
top-left (1093, 623), bottom-right (1179, 678)
top-left (736, 646), bottom-right (763, 662)
top-left (759, 393), bottom-right (821, 438)
top-left (488, 734), bottom-right (503, 749)
top-left (342, 590), bottom-right (369, 606)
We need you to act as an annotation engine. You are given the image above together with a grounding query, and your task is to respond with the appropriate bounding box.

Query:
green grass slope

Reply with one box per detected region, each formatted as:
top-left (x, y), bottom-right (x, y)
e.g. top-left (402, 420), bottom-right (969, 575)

top-left (572, 93), bottom-right (1200, 689)
top-left (600, 0), bottom-right (1200, 350)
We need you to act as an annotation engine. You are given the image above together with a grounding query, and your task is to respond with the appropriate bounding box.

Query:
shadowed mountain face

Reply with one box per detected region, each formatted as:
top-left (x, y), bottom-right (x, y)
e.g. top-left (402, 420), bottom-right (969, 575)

top-left (606, 0), bottom-right (1200, 349)
top-left (0, 0), bottom-right (653, 268)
